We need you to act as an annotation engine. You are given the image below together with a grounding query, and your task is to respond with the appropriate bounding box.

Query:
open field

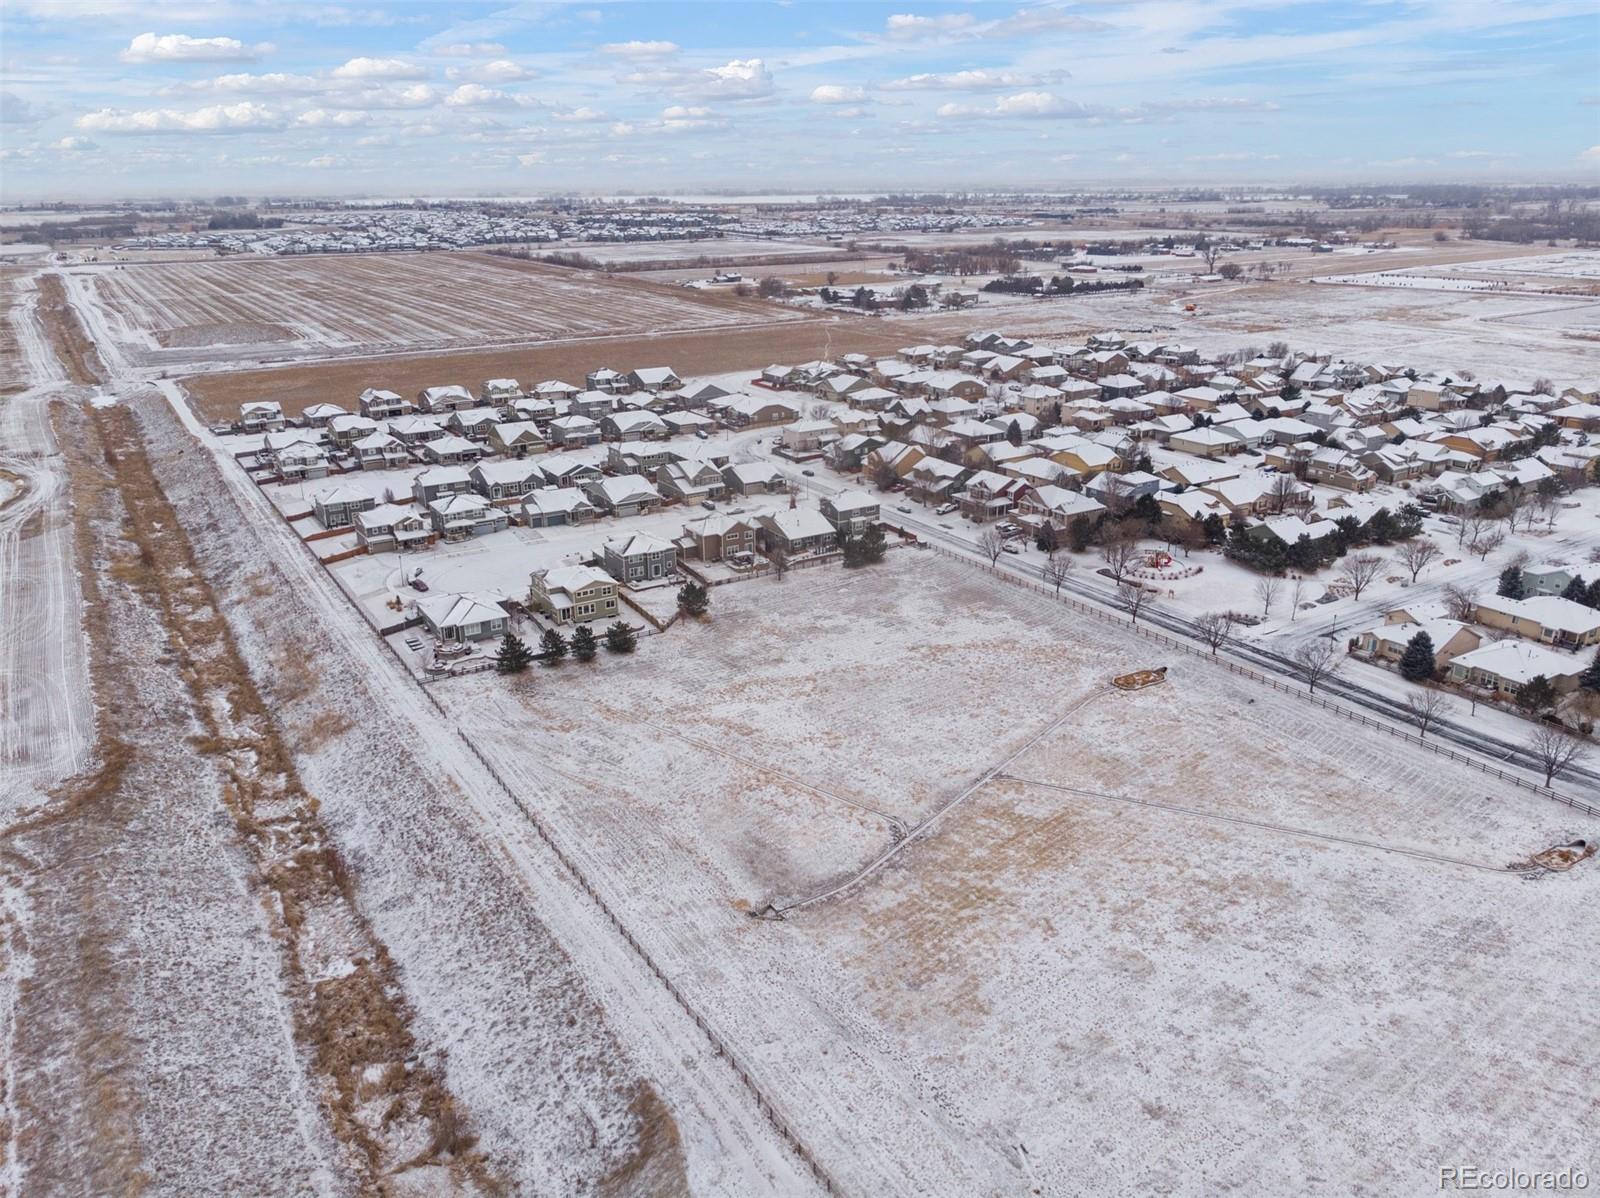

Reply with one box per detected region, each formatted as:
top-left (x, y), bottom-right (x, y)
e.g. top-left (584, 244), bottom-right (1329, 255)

top-left (179, 314), bottom-right (925, 421)
top-left (430, 552), bottom-right (1598, 1195)
top-left (66, 250), bottom-right (810, 364)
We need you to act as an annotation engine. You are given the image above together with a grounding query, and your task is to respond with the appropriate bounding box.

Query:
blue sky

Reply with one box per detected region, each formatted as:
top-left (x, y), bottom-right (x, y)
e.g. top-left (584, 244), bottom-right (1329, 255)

top-left (1, 0), bottom-right (1597, 199)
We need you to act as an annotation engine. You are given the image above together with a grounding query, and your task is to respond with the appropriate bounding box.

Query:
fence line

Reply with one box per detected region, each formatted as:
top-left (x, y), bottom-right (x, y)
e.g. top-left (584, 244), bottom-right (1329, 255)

top-left (926, 542), bottom-right (1598, 819)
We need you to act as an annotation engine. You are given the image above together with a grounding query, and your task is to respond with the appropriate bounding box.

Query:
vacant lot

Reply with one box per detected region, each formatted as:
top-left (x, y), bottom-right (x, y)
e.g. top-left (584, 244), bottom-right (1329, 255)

top-left (74, 250), bottom-right (809, 360)
top-left (430, 552), bottom-right (1598, 1196)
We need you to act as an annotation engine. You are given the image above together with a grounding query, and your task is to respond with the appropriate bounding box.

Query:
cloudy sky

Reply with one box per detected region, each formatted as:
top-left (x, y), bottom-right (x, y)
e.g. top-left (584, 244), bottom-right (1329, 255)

top-left (2, 0), bottom-right (1597, 200)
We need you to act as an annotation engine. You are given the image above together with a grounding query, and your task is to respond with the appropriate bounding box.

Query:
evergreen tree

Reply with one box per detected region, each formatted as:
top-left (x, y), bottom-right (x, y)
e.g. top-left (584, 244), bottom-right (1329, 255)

top-left (1579, 648), bottom-right (1600, 694)
top-left (1034, 523), bottom-right (1059, 556)
top-left (677, 581), bottom-right (709, 616)
top-left (1394, 503), bottom-right (1425, 539)
top-left (1517, 674), bottom-right (1556, 713)
top-left (1131, 492), bottom-right (1163, 530)
top-left (494, 631), bottom-right (534, 674)
top-left (1366, 508), bottom-right (1398, 545)
top-left (1202, 513), bottom-right (1227, 546)
top-left (1006, 419), bottom-right (1022, 447)
top-left (1496, 565), bottom-right (1526, 599)
top-left (539, 627), bottom-right (569, 663)
top-left (604, 620), bottom-right (637, 654)
top-left (571, 624), bottom-right (597, 662)
top-left (1561, 575), bottom-right (1588, 604)
top-left (1588, 578), bottom-right (1600, 610)
top-left (856, 523), bottom-right (886, 564)
top-left (1398, 631), bottom-right (1436, 682)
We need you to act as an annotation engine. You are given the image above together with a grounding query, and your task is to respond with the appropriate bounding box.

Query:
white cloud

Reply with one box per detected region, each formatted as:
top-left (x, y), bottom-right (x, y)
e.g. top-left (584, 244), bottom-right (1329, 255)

top-left (939, 91), bottom-right (1100, 120)
top-left (517, 151), bottom-right (547, 166)
top-left (1581, 146), bottom-right (1600, 160)
top-left (330, 56), bottom-right (427, 80)
top-left (55, 136), bottom-right (97, 151)
top-left (1148, 97), bottom-right (1280, 113)
top-left (189, 72), bottom-right (326, 95)
top-left (600, 40), bottom-right (680, 59)
top-left (295, 108), bottom-right (373, 128)
top-left (121, 33), bottom-right (266, 64)
top-left (661, 105), bottom-right (711, 120)
top-left (883, 68), bottom-right (1070, 91)
top-left (77, 101), bottom-right (284, 134)
top-left (882, 8), bottom-right (1105, 42)
top-left (445, 83), bottom-right (533, 108)
top-left (1445, 149), bottom-right (1496, 159)
top-left (450, 59), bottom-right (536, 83)
top-left (810, 84), bottom-right (867, 104)
top-left (436, 42), bottom-right (507, 57)
top-left (322, 84), bottom-right (440, 110)
top-left (1, 91), bottom-right (48, 125)
top-left (884, 13), bottom-right (976, 40)
top-left (698, 58), bottom-right (774, 100)
top-left (553, 106), bottom-right (608, 122)
top-left (303, 154), bottom-right (344, 168)
top-left (1186, 151), bottom-right (1280, 161)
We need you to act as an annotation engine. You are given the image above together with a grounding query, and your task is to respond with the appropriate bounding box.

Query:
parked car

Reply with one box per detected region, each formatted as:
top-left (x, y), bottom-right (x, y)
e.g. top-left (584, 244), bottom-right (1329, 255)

top-left (410, 578), bottom-right (430, 592)
top-left (701, 500), bottom-right (716, 510)
top-left (896, 504), bottom-right (911, 513)
top-left (802, 469), bottom-right (815, 477)
top-left (934, 502), bottom-right (959, 515)
top-left (695, 430), bottom-right (710, 440)
top-left (1001, 542), bottom-right (1021, 554)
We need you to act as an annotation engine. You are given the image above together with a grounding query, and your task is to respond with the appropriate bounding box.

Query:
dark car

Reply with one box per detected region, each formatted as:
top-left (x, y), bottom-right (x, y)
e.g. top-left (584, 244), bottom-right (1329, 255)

top-left (410, 578), bottom-right (429, 592)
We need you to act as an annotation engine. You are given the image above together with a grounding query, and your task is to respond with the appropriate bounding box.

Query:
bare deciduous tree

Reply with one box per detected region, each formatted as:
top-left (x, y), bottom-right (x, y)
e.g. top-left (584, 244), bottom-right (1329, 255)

top-left (1291, 639), bottom-right (1345, 693)
top-left (1528, 725), bottom-right (1588, 787)
top-left (1195, 610), bottom-right (1236, 655)
top-left (1117, 581), bottom-right (1157, 624)
top-left (1394, 537), bottom-right (1442, 584)
top-left (1100, 534), bottom-right (1141, 584)
top-left (1405, 688), bottom-right (1451, 738)
top-left (1442, 583), bottom-right (1478, 622)
top-left (1254, 574), bottom-right (1282, 617)
top-left (1268, 474), bottom-right (1302, 515)
top-left (1337, 552), bottom-right (1386, 600)
top-left (1289, 576), bottom-right (1306, 620)
top-left (768, 543), bottom-right (789, 581)
top-left (978, 527), bottom-right (1006, 567)
top-left (1469, 525), bottom-right (1505, 562)
top-left (1043, 554), bottom-right (1074, 597)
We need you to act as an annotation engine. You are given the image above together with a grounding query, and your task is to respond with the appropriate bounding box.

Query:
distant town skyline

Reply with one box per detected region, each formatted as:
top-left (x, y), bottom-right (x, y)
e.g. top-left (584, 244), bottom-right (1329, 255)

top-left (2, 0), bottom-right (1598, 200)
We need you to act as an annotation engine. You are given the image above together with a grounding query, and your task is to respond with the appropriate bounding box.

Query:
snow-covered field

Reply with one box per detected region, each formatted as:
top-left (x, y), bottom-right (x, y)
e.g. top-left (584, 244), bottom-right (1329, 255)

top-left (430, 551), bottom-right (1598, 1195)
top-left (62, 251), bottom-right (807, 364)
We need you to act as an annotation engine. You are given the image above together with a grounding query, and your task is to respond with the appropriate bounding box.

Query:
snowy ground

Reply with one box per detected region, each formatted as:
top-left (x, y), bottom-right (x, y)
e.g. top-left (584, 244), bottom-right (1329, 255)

top-left (429, 551), bottom-right (1598, 1196)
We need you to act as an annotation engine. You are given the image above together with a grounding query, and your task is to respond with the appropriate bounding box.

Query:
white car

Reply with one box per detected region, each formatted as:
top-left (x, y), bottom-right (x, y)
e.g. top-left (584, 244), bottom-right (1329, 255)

top-left (1000, 542), bottom-right (1021, 554)
top-left (935, 502), bottom-right (959, 515)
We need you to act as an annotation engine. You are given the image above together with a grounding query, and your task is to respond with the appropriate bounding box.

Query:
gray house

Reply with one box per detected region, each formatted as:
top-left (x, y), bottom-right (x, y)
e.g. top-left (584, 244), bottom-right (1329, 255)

top-left (819, 490), bottom-right (880, 536)
top-left (602, 533), bottom-right (679, 584)
top-left (313, 485), bottom-right (376, 530)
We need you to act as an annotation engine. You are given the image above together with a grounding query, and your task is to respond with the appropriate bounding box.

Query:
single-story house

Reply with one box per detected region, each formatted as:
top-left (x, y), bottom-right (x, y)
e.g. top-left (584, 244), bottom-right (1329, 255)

top-left (1473, 595), bottom-right (1600, 650)
top-left (416, 593), bottom-right (508, 643)
top-left (420, 434), bottom-right (484, 466)
top-left (1355, 619), bottom-right (1482, 666)
top-left (602, 410), bottom-right (669, 442)
top-left (722, 462), bottom-right (787, 495)
top-left (1448, 640), bottom-right (1586, 696)
top-left (520, 486), bottom-right (598, 527)
top-left (583, 474), bottom-right (662, 517)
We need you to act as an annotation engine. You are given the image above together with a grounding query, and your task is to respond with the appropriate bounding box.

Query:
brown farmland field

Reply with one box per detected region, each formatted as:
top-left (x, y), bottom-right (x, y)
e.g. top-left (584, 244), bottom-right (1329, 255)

top-left (181, 314), bottom-right (935, 421)
top-left (78, 250), bottom-right (811, 358)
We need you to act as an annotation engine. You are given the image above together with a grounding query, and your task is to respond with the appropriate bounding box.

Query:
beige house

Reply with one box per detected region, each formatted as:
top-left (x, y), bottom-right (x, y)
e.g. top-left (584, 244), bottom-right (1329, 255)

top-left (528, 565), bottom-right (619, 624)
top-left (1355, 619), bottom-right (1482, 666)
top-left (1473, 595), bottom-right (1600, 650)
